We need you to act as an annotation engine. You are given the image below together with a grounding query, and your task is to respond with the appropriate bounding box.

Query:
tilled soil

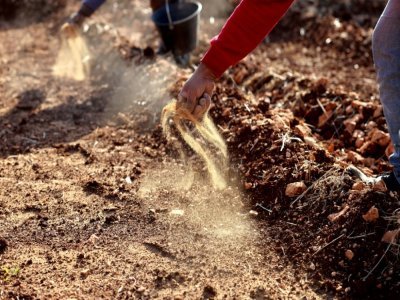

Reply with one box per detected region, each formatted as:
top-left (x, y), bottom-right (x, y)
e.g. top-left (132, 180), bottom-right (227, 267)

top-left (1, 0), bottom-right (400, 299)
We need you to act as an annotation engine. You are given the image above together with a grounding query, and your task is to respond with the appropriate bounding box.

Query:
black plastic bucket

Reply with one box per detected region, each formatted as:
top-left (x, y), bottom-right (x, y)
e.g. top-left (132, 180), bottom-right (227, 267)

top-left (152, 1), bottom-right (202, 56)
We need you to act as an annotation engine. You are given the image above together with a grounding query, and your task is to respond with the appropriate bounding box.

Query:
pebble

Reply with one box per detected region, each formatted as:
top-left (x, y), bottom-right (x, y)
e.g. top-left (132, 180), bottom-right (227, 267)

top-left (309, 262), bottom-right (316, 271)
top-left (285, 181), bottom-right (307, 197)
top-left (345, 249), bottom-right (354, 260)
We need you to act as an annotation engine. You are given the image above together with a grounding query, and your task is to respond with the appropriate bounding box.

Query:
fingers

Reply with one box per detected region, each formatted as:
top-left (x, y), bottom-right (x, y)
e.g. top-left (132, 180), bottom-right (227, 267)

top-left (178, 88), bottom-right (197, 114)
top-left (178, 66), bottom-right (215, 119)
top-left (193, 93), bottom-right (211, 120)
top-left (61, 23), bottom-right (78, 38)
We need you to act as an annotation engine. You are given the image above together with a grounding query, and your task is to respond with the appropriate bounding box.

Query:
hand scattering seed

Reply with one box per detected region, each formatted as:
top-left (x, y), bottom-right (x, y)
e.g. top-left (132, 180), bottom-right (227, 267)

top-left (161, 100), bottom-right (228, 190)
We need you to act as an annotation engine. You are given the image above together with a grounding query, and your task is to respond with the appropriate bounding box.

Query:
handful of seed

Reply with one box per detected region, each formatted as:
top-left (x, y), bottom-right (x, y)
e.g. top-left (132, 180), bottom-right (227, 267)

top-left (53, 27), bottom-right (91, 81)
top-left (161, 100), bottom-right (228, 190)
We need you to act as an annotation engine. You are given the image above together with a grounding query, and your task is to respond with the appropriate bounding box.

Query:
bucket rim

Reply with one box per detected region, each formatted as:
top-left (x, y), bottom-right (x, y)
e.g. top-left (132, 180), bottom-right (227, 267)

top-left (152, 1), bottom-right (202, 26)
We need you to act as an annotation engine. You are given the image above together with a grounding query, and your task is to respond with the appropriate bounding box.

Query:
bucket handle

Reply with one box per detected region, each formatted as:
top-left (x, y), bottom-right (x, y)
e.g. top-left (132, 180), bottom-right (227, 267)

top-left (166, 0), bottom-right (174, 30)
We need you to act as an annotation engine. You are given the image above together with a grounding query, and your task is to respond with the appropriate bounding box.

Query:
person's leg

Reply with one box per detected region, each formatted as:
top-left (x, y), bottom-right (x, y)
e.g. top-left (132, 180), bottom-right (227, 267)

top-left (372, 0), bottom-right (400, 188)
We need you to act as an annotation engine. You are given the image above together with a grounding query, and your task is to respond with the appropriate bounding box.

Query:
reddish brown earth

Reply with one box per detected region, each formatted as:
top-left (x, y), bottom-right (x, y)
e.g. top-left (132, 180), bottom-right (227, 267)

top-left (1, 0), bottom-right (399, 299)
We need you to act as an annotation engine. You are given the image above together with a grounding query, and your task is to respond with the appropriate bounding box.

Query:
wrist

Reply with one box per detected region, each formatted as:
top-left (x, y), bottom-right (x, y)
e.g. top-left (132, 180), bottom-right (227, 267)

top-left (197, 62), bottom-right (217, 81)
top-left (78, 3), bottom-right (95, 17)
top-left (69, 12), bottom-right (86, 26)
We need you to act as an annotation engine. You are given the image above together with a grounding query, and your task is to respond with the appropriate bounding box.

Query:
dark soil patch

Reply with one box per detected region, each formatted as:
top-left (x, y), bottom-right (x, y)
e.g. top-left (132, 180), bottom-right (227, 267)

top-left (0, 238), bottom-right (7, 254)
top-left (0, 0), bottom-right (66, 22)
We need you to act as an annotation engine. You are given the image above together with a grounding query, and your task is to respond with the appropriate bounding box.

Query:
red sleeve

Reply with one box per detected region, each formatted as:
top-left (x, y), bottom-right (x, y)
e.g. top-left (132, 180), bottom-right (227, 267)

top-left (201, 0), bottom-right (294, 78)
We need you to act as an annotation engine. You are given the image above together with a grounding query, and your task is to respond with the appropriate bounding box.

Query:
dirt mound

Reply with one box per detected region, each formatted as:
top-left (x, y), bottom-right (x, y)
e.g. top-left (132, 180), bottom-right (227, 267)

top-left (269, 0), bottom-right (386, 67)
top-left (189, 57), bottom-right (400, 298)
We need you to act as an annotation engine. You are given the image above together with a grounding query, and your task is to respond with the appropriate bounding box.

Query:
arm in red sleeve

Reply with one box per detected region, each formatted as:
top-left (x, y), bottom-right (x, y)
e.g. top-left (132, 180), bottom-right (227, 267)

top-left (201, 0), bottom-right (294, 78)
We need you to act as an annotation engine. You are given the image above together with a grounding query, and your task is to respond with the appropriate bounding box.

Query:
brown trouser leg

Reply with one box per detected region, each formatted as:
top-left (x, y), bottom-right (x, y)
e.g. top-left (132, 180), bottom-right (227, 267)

top-left (150, 0), bottom-right (183, 12)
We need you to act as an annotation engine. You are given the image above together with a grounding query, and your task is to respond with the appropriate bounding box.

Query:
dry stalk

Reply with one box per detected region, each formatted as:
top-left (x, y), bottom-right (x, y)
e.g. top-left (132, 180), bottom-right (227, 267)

top-left (312, 234), bottom-right (345, 256)
top-left (362, 243), bottom-right (392, 281)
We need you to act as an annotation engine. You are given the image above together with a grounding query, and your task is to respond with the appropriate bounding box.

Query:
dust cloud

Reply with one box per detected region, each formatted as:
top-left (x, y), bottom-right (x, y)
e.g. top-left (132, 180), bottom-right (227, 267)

top-left (109, 59), bottom-right (185, 118)
top-left (138, 162), bottom-right (253, 240)
top-left (53, 33), bottom-right (91, 81)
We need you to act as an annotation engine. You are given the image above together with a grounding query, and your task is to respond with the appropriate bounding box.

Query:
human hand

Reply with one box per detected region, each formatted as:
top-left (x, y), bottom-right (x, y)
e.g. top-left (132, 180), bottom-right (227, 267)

top-left (60, 22), bottom-right (79, 38)
top-left (178, 63), bottom-right (216, 120)
top-left (61, 12), bottom-right (86, 38)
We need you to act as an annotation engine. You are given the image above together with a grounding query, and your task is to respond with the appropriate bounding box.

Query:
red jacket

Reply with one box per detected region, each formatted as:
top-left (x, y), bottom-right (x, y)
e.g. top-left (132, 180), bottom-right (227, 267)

top-left (202, 0), bottom-right (294, 78)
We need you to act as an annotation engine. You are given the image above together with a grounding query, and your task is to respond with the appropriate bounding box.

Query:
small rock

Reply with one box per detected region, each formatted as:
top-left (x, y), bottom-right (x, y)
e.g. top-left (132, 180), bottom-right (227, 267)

top-left (372, 180), bottom-right (387, 192)
top-left (369, 128), bottom-right (390, 147)
top-left (170, 209), bottom-right (184, 216)
top-left (304, 136), bottom-right (323, 150)
top-left (365, 120), bottom-right (378, 130)
top-left (328, 205), bottom-right (350, 222)
top-left (351, 100), bottom-right (372, 110)
top-left (294, 123), bottom-right (311, 138)
top-left (358, 141), bottom-right (375, 156)
top-left (355, 137), bottom-right (365, 149)
top-left (362, 206), bottom-right (379, 222)
top-left (125, 176), bottom-right (133, 184)
top-left (382, 229), bottom-right (400, 244)
top-left (249, 210), bottom-right (258, 216)
top-left (343, 114), bottom-right (362, 134)
top-left (346, 150), bottom-right (364, 164)
top-left (345, 249), bottom-right (354, 260)
top-left (285, 181), bottom-right (307, 197)
top-left (222, 107), bottom-right (231, 117)
top-left (244, 182), bottom-right (252, 190)
top-left (352, 181), bottom-right (365, 191)
top-left (309, 262), bottom-right (316, 271)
